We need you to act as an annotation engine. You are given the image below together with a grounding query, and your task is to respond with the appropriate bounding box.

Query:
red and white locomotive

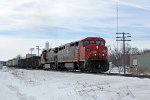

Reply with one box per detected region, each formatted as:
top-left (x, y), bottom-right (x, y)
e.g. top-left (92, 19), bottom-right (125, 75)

top-left (41, 37), bottom-right (109, 72)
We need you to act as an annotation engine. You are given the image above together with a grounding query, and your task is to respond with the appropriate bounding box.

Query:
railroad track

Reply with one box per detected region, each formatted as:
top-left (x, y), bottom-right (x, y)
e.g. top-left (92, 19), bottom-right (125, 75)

top-left (104, 73), bottom-right (150, 79)
top-left (8, 66), bottom-right (150, 79)
top-left (43, 69), bottom-right (150, 79)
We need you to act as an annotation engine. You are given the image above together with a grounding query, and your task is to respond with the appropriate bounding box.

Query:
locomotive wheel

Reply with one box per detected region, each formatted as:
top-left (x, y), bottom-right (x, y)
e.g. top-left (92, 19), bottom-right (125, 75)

top-left (100, 61), bottom-right (109, 72)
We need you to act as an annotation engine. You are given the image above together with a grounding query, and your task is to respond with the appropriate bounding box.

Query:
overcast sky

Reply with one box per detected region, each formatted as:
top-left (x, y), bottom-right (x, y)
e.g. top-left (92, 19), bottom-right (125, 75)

top-left (0, 0), bottom-right (150, 60)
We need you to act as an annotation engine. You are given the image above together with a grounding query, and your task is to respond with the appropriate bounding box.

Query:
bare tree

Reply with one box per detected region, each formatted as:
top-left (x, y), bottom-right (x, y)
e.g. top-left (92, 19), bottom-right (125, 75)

top-left (109, 43), bottom-right (132, 67)
top-left (141, 49), bottom-right (150, 54)
top-left (131, 47), bottom-right (140, 54)
top-left (108, 45), bottom-right (122, 66)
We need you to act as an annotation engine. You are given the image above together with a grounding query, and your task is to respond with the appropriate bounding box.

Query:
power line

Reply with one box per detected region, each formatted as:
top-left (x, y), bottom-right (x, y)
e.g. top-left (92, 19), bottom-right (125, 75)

top-left (112, 0), bottom-right (150, 11)
top-left (118, 1), bottom-right (150, 11)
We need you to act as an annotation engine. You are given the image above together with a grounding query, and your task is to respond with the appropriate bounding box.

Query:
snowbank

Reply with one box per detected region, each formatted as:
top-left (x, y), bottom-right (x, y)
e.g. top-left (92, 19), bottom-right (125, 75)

top-left (0, 67), bottom-right (150, 100)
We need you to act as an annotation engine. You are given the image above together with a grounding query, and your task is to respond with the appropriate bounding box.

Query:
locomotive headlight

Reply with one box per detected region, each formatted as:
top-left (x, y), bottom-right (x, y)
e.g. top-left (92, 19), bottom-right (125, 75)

top-left (102, 53), bottom-right (105, 57)
top-left (94, 53), bottom-right (97, 56)
top-left (96, 45), bottom-right (98, 49)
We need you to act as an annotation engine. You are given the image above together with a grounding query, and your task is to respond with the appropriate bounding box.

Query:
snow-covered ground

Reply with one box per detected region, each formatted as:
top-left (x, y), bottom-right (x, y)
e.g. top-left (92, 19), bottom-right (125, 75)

top-left (0, 66), bottom-right (150, 100)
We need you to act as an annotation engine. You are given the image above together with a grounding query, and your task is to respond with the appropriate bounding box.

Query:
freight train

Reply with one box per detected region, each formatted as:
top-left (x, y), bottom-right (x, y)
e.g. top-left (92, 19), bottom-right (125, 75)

top-left (6, 37), bottom-right (109, 72)
top-left (6, 56), bottom-right (41, 69)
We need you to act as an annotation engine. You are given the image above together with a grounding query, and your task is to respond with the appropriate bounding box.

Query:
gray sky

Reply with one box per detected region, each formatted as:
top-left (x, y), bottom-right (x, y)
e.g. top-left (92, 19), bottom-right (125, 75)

top-left (0, 0), bottom-right (150, 60)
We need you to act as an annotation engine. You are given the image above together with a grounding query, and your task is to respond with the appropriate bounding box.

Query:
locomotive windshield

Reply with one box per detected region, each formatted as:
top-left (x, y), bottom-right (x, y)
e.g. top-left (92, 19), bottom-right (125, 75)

top-left (83, 41), bottom-right (90, 46)
top-left (96, 41), bottom-right (105, 45)
top-left (83, 40), bottom-right (105, 46)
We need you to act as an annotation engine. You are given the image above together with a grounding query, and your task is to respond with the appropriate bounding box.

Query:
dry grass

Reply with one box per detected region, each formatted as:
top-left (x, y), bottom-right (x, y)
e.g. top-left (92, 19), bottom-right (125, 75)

top-left (128, 66), bottom-right (150, 75)
top-left (137, 67), bottom-right (150, 75)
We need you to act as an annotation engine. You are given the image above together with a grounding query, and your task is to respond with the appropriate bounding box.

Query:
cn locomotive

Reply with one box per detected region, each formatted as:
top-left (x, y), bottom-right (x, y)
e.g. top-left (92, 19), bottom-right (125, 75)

top-left (6, 37), bottom-right (109, 73)
top-left (41, 37), bottom-right (109, 72)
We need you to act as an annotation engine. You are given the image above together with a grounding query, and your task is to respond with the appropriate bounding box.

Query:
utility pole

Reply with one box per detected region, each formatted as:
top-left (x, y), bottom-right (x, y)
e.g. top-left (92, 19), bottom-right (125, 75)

top-left (36, 46), bottom-right (41, 56)
top-left (30, 48), bottom-right (34, 55)
top-left (116, 32), bottom-right (131, 74)
top-left (116, 0), bottom-right (120, 73)
top-left (30, 48), bottom-right (34, 68)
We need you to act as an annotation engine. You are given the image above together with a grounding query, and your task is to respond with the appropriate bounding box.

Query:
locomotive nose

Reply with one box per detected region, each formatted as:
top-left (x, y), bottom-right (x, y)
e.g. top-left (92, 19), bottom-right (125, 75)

top-left (85, 44), bottom-right (108, 60)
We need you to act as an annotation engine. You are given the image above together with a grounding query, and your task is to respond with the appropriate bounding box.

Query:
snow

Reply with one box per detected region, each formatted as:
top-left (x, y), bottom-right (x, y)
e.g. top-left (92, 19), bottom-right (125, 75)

top-left (0, 66), bottom-right (150, 100)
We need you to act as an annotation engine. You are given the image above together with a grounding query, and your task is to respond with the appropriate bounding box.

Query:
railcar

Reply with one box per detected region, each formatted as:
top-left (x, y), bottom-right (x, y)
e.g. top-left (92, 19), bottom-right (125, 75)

top-left (41, 37), bottom-right (109, 72)
top-left (6, 58), bottom-right (19, 67)
top-left (6, 59), bottom-right (13, 67)
top-left (26, 56), bottom-right (41, 69)
top-left (6, 56), bottom-right (41, 69)
top-left (18, 56), bottom-right (41, 69)
top-left (18, 58), bottom-right (27, 68)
